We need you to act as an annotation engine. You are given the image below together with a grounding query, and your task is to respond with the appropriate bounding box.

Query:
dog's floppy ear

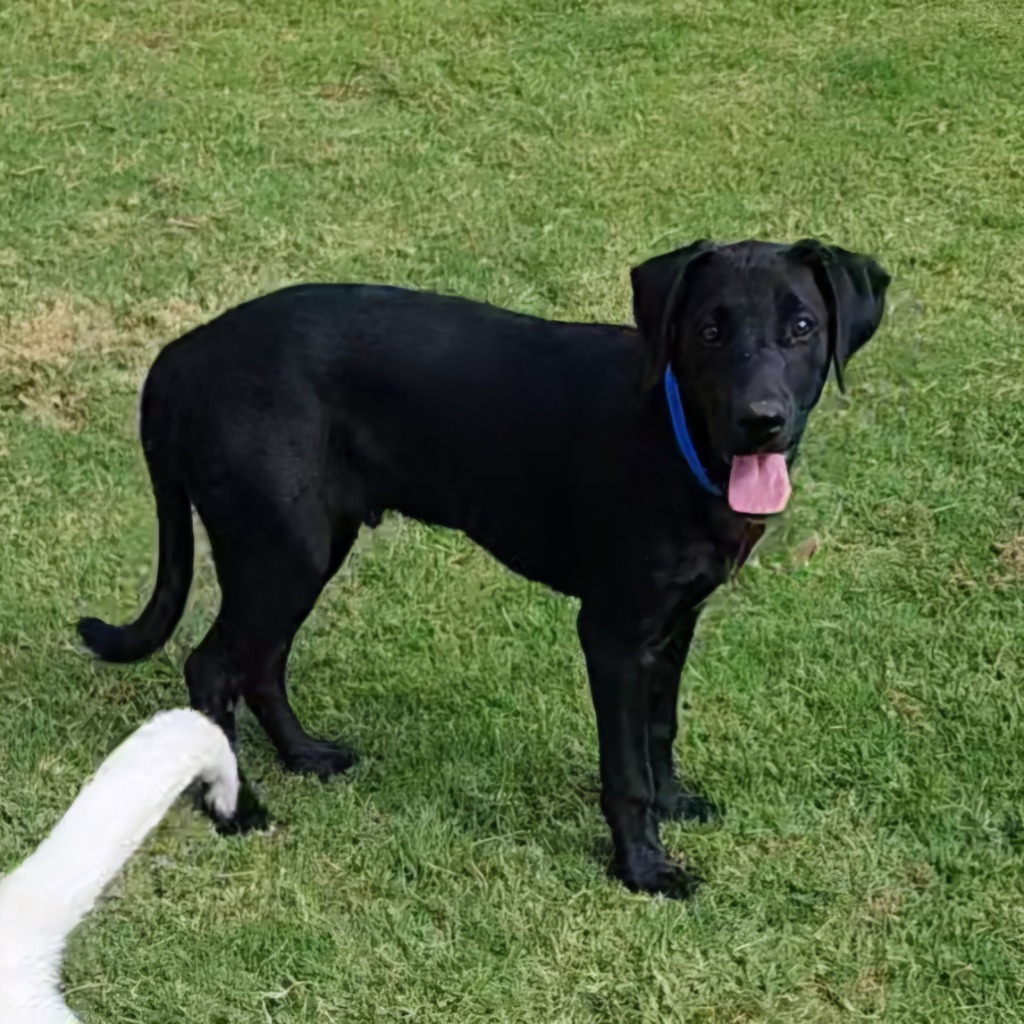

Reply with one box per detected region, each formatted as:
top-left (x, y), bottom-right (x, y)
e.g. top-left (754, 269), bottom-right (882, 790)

top-left (790, 240), bottom-right (891, 392)
top-left (630, 239), bottom-right (714, 390)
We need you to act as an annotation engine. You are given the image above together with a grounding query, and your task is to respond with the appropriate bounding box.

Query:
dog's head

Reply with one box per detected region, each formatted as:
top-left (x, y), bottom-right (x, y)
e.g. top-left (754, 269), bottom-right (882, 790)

top-left (631, 238), bottom-right (890, 514)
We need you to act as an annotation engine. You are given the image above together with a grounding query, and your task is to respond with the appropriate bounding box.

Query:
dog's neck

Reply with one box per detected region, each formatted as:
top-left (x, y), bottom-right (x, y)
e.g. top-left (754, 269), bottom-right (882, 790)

top-left (662, 365), bottom-right (723, 498)
top-left (652, 364), bottom-right (727, 499)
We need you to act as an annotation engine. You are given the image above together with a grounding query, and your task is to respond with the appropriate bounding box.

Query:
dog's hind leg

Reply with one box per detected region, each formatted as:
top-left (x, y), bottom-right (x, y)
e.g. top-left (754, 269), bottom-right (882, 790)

top-left (183, 519), bottom-right (356, 830)
top-left (184, 621), bottom-right (269, 833)
top-left (271, 518), bottom-right (361, 713)
top-left (202, 507), bottom-right (359, 779)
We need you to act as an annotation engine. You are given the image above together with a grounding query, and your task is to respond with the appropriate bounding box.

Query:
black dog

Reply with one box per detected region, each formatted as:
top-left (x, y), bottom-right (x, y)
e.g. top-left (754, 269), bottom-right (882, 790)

top-left (79, 239), bottom-right (889, 897)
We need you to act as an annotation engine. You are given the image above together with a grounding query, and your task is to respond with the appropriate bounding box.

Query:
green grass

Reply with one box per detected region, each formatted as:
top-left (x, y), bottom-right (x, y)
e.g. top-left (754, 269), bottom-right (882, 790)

top-left (2, 0), bottom-right (1024, 1020)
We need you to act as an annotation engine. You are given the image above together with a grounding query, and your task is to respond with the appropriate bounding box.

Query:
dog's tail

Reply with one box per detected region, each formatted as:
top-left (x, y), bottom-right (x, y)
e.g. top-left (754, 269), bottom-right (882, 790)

top-left (78, 367), bottom-right (194, 663)
top-left (0, 709), bottom-right (238, 1024)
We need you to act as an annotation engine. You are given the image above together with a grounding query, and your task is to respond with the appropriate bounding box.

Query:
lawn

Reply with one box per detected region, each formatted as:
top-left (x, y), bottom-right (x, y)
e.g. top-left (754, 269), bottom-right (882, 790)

top-left (1, 0), bottom-right (1023, 1020)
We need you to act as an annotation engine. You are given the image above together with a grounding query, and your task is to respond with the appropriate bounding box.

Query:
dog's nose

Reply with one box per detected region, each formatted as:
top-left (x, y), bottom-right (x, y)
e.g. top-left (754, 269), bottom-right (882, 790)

top-left (739, 400), bottom-right (787, 447)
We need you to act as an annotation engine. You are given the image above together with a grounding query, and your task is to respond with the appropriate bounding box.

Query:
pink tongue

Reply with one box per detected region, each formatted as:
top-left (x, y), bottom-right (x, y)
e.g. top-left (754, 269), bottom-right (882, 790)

top-left (728, 454), bottom-right (792, 515)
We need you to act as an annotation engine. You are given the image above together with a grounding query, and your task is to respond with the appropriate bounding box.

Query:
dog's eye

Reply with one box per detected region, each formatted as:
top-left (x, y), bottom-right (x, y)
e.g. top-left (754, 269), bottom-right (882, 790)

top-left (699, 324), bottom-right (720, 345)
top-left (792, 316), bottom-right (814, 338)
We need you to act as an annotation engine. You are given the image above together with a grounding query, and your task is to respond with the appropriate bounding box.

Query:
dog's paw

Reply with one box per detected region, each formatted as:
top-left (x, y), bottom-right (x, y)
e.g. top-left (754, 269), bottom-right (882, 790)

top-left (282, 739), bottom-right (356, 780)
top-left (208, 781), bottom-right (271, 836)
top-left (654, 785), bottom-right (721, 824)
top-left (616, 846), bottom-right (700, 900)
top-left (204, 774), bottom-right (239, 822)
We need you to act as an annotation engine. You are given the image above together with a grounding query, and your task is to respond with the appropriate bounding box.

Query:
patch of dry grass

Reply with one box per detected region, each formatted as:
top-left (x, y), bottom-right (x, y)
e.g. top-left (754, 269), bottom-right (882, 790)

top-left (995, 535), bottom-right (1024, 577)
top-left (0, 298), bottom-right (203, 429)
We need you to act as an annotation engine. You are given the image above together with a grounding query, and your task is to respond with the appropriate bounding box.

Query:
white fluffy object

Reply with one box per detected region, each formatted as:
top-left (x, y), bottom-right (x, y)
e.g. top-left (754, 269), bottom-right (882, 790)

top-left (0, 709), bottom-right (238, 1023)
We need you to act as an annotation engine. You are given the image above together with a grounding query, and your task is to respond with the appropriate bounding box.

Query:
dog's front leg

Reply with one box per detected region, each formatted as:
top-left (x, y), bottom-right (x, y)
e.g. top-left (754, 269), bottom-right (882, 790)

top-left (648, 616), bottom-right (719, 823)
top-left (577, 606), bottom-right (697, 898)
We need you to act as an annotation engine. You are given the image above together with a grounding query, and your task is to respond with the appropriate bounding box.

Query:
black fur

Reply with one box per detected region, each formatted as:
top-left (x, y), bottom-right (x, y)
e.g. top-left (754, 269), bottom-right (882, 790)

top-left (79, 239), bottom-right (889, 896)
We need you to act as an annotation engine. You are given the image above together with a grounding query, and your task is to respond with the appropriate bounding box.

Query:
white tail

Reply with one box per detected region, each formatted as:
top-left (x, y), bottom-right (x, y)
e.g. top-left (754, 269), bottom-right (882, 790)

top-left (0, 709), bottom-right (238, 1024)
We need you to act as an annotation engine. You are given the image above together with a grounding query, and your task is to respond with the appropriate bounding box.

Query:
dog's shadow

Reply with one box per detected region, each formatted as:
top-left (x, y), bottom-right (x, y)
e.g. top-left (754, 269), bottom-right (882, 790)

top-left (242, 692), bottom-right (723, 869)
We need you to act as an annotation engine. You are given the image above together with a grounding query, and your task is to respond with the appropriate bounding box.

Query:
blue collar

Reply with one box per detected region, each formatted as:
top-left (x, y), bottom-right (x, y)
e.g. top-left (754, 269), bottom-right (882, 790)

top-left (663, 365), bottom-right (723, 497)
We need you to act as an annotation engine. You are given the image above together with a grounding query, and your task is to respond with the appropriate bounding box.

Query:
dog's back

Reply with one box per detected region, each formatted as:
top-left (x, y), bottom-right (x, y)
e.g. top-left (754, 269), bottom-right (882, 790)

top-left (139, 284), bottom-right (655, 591)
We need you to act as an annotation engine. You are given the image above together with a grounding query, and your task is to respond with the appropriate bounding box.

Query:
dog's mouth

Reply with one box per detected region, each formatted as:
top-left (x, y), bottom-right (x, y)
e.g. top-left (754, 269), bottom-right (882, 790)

top-left (727, 452), bottom-right (792, 516)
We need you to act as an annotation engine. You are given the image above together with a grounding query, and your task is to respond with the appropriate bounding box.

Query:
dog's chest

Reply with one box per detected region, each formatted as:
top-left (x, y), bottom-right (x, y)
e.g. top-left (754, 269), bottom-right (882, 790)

top-left (729, 520), bottom-right (767, 577)
top-left (659, 518), bottom-right (766, 596)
